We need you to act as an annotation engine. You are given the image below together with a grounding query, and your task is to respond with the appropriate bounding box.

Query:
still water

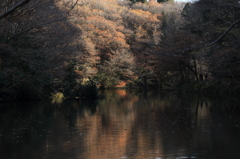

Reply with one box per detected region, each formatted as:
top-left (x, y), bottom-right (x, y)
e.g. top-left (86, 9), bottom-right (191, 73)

top-left (0, 90), bottom-right (240, 159)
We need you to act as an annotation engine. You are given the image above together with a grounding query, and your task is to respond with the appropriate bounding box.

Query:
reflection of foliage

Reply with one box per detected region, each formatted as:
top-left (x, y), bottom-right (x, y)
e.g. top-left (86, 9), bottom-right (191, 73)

top-left (1, 91), bottom-right (240, 158)
top-left (0, 99), bottom-right (99, 158)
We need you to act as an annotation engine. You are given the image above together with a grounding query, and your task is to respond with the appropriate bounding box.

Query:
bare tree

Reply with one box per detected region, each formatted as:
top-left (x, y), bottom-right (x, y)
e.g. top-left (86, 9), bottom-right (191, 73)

top-left (0, 0), bottom-right (30, 19)
top-left (0, 0), bottom-right (80, 99)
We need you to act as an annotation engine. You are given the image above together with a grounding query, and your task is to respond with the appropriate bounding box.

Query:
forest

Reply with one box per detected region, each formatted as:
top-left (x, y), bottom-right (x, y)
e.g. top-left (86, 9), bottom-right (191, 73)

top-left (0, 0), bottom-right (240, 100)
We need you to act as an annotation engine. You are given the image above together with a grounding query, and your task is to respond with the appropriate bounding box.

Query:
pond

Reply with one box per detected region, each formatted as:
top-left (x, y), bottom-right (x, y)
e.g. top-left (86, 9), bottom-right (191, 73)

top-left (0, 90), bottom-right (240, 159)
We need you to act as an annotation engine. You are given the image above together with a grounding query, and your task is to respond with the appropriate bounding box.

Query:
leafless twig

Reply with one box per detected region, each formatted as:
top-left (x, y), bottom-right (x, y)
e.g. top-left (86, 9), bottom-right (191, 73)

top-left (0, 0), bottom-right (31, 19)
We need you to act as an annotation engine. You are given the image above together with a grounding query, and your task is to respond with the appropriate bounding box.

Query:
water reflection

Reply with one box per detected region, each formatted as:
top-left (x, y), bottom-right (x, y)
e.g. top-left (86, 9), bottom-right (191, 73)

top-left (0, 90), bottom-right (240, 159)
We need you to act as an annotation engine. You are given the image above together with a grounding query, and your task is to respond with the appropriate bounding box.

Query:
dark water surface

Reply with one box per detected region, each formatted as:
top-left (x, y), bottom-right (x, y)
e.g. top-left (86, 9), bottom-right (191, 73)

top-left (1, 90), bottom-right (240, 159)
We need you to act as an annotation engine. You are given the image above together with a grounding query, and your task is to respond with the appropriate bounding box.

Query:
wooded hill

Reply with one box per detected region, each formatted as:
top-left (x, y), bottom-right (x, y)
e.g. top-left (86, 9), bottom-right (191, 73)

top-left (0, 0), bottom-right (240, 100)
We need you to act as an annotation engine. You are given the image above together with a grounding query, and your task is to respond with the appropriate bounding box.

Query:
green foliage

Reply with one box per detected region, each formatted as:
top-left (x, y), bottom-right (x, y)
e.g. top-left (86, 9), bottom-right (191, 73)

top-left (51, 92), bottom-right (65, 104)
top-left (93, 72), bottom-right (118, 89)
top-left (60, 64), bottom-right (99, 99)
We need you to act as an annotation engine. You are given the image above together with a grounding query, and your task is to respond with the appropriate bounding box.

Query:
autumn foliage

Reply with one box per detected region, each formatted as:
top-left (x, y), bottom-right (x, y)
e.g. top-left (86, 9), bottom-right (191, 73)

top-left (1, 0), bottom-right (238, 100)
top-left (0, 0), bottom-right (166, 100)
top-left (63, 0), bottom-right (163, 88)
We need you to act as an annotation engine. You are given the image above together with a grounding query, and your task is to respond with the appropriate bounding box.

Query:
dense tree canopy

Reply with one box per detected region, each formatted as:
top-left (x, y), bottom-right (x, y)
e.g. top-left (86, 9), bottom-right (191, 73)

top-left (1, 0), bottom-right (240, 100)
top-left (159, 0), bottom-right (240, 93)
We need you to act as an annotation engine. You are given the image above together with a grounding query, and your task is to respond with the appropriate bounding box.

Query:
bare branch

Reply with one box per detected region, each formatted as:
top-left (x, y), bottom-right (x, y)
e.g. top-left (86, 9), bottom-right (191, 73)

top-left (0, 0), bottom-right (31, 20)
top-left (67, 0), bottom-right (79, 15)
top-left (157, 18), bottom-right (240, 56)
top-left (204, 18), bottom-right (240, 47)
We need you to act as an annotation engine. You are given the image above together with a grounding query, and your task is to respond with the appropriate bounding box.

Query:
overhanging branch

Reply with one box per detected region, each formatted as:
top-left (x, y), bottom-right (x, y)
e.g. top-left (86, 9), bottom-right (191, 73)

top-left (204, 18), bottom-right (240, 47)
top-left (0, 0), bottom-right (31, 20)
top-left (154, 18), bottom-right (240, 56)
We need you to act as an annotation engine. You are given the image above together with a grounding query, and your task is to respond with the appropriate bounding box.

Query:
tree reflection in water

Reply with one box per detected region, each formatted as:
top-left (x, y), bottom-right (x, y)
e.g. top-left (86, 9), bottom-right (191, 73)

top-left (0, 90), bottom-right (240, 159)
